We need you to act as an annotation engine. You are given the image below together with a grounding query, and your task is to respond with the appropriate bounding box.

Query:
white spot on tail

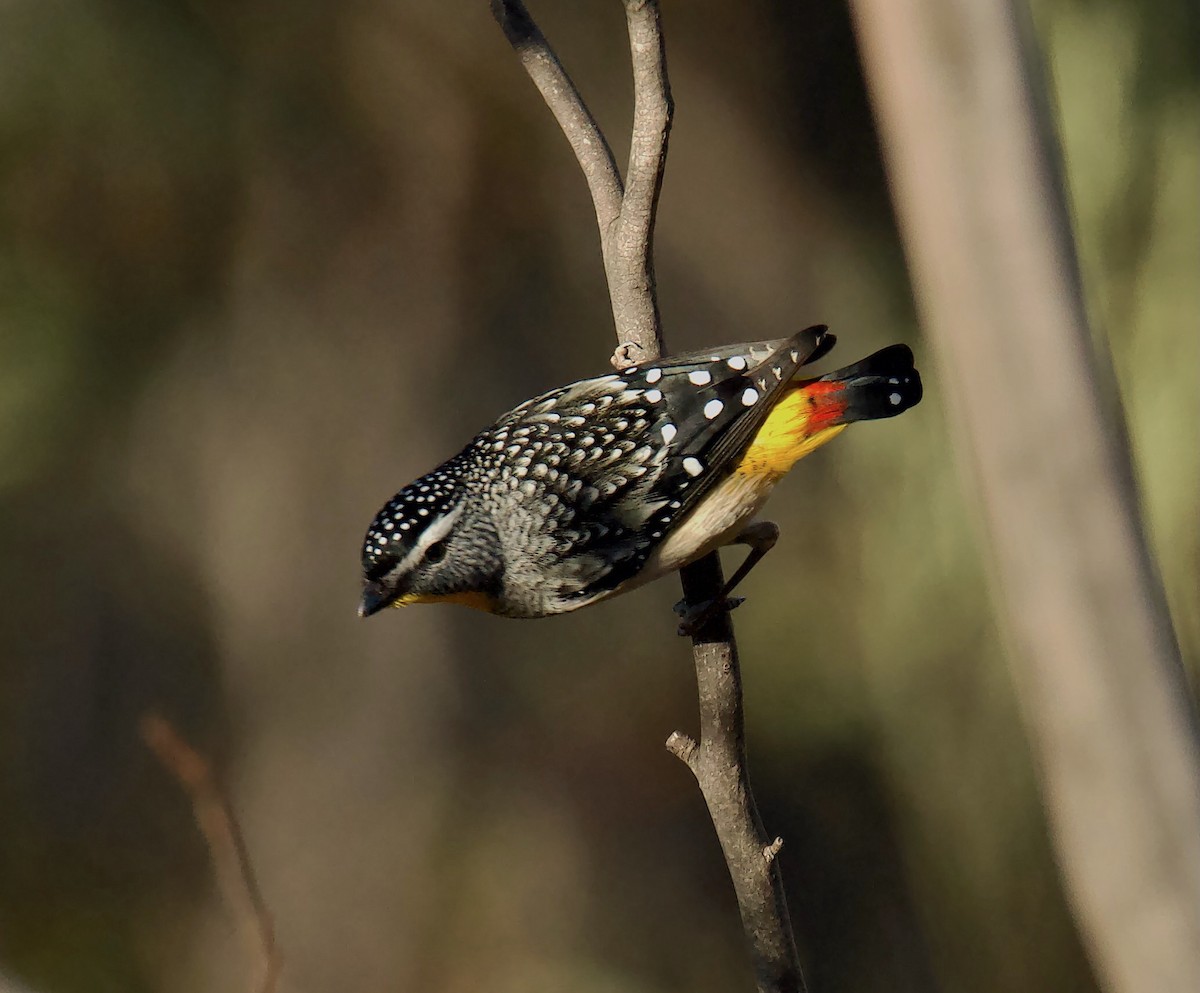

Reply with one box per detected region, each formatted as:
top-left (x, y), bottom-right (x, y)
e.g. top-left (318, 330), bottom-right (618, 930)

top-left (889, 392), bottom-right (902, 405)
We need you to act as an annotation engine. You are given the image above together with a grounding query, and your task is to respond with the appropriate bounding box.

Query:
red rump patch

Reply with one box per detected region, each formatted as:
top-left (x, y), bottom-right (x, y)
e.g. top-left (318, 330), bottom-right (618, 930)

top-left (800, 380), bottom-right (849, 430)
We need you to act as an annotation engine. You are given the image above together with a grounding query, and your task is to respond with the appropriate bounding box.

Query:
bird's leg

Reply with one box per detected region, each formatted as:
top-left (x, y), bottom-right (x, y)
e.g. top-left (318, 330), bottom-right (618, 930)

top-left (675, 520), bottom-right (780, 636)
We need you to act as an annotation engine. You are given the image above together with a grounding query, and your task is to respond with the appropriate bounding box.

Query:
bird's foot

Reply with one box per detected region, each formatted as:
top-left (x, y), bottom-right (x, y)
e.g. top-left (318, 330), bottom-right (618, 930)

top-left (610, 341), bottom-right (645, 370)
top-left (674, 596), bottom-right (746, 636)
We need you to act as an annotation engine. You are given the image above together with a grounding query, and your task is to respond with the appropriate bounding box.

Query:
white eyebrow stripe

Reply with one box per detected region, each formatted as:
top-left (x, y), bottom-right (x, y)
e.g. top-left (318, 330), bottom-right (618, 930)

top-left (384, 504), bottom-right (463, 582)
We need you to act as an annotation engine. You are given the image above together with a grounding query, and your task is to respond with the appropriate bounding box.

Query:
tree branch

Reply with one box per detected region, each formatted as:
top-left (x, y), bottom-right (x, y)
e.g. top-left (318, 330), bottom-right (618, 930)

top-left (491, 4), bottom-right (805, 991)
top-left (489, 1), bottom-right (623, 241)
top-left (141, 713), bottom-right (282, 993)
top-left (491, 0), bottom-right (671, 359)
top-left (610, 0), bottom-right (673, 354)
top-left (673, 555), bottom-right (806, 993)
top-left (850, 3), bottom-right (1200, 992)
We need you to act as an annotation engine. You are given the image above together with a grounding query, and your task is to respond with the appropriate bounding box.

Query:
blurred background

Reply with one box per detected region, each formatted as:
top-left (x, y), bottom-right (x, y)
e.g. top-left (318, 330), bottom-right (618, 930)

top-left (1, 1), bottom-right (1196, 991)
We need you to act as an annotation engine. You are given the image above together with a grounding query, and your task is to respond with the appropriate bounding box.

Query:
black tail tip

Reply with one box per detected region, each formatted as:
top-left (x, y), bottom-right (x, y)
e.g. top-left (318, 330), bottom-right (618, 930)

top-left (823, 344), bottom-right (922, 422)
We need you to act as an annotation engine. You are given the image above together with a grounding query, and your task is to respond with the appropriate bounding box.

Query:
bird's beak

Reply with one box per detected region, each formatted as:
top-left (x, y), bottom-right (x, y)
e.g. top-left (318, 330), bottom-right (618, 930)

top-left (358, 580), bottom-right (393, 618)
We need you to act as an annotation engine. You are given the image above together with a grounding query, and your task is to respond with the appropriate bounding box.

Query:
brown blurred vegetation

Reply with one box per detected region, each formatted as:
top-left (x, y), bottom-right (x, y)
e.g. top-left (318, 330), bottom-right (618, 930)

top-left (0, 1), bottom-right (1195, 991)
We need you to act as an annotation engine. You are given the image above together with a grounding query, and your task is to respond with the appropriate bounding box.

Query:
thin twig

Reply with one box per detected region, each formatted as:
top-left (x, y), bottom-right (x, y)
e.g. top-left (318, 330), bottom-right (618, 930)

top-left (489, 1), bottom-right (624, 235)
top-left (491, 0), bottom-right (671, 359)
top-left (609, 0), bottom-right (673, 354)
top-left (141, 713), bottom-right (282, 993)
top-left (850, 2), bottom-right (1200, 992)
top-left (491, 4), bottom-right (805, 991)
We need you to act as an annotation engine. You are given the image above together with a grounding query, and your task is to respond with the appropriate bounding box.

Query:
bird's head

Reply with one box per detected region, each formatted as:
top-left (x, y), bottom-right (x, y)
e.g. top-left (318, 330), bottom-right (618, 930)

top-left (359, 470), bottom-right (501, 617)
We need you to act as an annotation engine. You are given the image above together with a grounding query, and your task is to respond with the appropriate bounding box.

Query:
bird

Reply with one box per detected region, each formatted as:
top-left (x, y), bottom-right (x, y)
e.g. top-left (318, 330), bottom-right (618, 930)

top-left (359, 325), bottom-right (921, 631)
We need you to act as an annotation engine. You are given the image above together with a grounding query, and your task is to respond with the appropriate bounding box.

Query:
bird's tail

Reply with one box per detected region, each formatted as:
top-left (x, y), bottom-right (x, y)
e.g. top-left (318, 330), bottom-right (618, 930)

top-left (799, 344), bottom-right (923, 431)
top-left (737, 344), bottom-right (922, 478)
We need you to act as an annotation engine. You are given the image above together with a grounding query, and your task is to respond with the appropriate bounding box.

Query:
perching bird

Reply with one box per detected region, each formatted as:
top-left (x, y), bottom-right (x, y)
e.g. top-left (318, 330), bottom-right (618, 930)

top-left (359, 326), bottom-right (920, 629)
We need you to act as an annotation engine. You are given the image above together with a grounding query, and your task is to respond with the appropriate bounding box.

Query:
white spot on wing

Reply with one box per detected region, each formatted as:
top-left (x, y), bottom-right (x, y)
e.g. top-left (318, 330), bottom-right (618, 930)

top-left (741, 387), bottom-right (759, 406)
top-left (645, 368), bottom-right (663, 384)
top-left (703, 399), bottom-right (724, 419)
top-left (645, 389), bottom-right (663, 403)
top-left (683, 457), bottom-right (704, 477)
top-left (661, 423), bottom-right (677, 443)
top-left (726, 355), bottom-right (747, 371)
top-left (889, 392), bottom-right (903, 405)
top-left (688, 370), bottom-right (712, 386)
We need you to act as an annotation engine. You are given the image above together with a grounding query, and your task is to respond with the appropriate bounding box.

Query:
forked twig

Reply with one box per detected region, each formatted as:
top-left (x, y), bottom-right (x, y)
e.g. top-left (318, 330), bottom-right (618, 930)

top-left (491, 0), bottom-right (670, 360)
top-left (491, 3), bottom-right (805, 991)
top-left (141, 713), bottom-right (282, 993)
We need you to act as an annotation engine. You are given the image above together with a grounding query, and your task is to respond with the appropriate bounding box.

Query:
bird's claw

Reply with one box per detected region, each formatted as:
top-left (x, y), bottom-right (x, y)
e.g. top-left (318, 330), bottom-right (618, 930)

top-left (610, 341), bottom-right (645, 370)
top-left (674, 596), bottom-right (746, 636)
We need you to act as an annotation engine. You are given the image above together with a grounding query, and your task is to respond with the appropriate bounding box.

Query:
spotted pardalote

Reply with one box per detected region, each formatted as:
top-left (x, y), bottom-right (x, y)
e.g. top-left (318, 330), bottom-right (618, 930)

top-left (359, 326), bottom-right (921, 624)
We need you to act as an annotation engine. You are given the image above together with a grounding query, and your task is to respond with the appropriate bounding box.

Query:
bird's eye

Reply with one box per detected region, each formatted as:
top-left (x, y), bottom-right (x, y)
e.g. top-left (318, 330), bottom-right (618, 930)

top-left (425, 540), bottom-right (448, 564)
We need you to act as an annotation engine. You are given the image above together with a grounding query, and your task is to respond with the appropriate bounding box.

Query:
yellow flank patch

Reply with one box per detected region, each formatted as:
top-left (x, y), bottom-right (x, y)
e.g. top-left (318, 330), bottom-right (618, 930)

top-left (736, 388), bottom-right (847, 478)
top-left (393, 590), bottom-right (499, 613)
